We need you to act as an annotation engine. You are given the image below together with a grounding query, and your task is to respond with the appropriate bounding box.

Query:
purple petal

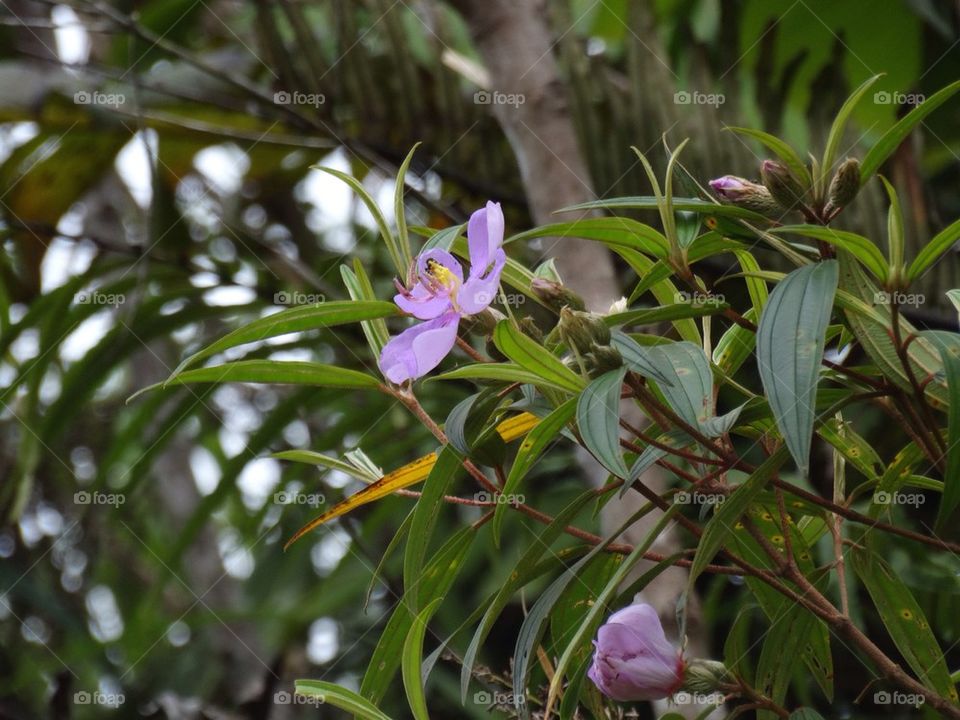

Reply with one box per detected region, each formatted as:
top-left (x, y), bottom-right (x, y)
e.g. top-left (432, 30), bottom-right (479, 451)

top-left (379, 312), bottom-right (460, 383)
top-left (394, 282), bottom-right (452, 320)
top-left (416, 249), bottom-right (463, 283)
top-left (467, 201), bottom-right (504, 274)
top-left (457, 248), bottom-right (506, 315)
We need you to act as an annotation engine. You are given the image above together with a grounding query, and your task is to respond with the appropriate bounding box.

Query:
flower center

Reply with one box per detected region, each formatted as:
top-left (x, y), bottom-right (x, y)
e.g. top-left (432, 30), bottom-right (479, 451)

top-left (423, 258), bottom-right (461, 310)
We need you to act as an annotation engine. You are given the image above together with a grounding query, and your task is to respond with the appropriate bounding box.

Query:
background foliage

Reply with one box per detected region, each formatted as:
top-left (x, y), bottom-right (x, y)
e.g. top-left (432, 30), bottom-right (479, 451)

top-left (0, 1), bottom-right (959, 718)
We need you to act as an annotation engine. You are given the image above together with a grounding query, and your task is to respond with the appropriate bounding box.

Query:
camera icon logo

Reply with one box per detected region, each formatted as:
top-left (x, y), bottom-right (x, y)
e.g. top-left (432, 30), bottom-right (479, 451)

top-left (874, 91), bottom-right (892, 104)
top-left (674, 90), bottom-right (691, 104)
top-left (74, 91), bottom-right (91, 105)
top-left (274, 91), bottom-right (291, 104)
top-left (473, 691), bottom-right (492, 704)
top-left (874, 690), bottom-right (891, 704)
top-left (474, 90), bottom-right (492, 105)
top-left (873, 491), bottom-right (891, 505)
top-left (74, 691), bottom-right (91, 704)
top-left (675, 490), bottom-right (691, 505)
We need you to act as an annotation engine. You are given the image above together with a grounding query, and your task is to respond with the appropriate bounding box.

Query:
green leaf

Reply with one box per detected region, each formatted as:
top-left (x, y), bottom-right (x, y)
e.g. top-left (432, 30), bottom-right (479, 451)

top-left (294, 680), bottom-right (393, 720)
top-left (148, 360), bottom-right (381, 396)
top-left (611, 331), bottom-right (674, 386)
top-left (687, 448), bottom-right (788, 589)
top-left (506, 218), bottom-right (669, 260)
top-left (561, 196), bottom-right (770, 222)
top-left (544, 515), bottom-right (682, 717)
top-left (880, 176), bottom-right (905, 277)
top-left (172, 300), bottom-right (398, 375)
top-left (394, 143), bottom-right (420, 272)
top-left (432, 362), bottom-right (573, 392)
top-left (461, 491), bottom-right (598, 703)
top-left (404, 446), bottom-right (464, 608)
top-left (495, 398), bottom-right (577, 543)
top-left (363, 526), bottom-right (475, 704)
top-left (605, 302), bottom-right (730, 328)
top-left (773, 226), bottom-right (887, 281)
top-left (576, 367), bottom-right (629, 479)
top-left (513, 504), bottom-right (673, 717)
top-left (850, 547), bottom-right (958, 702)
top-left (726, 127), bottom-right (812, 188)
top-left (342, 260), bottom-right (391, 355)
top-left (821, 74), bottom-right (883, 182)
top-left (272, 449), bottom-right (380, 484)
top-left (757, 261), bottom-right (838, 475)
top-left (493, 320), bottom-right (586, 393)
top-left (733, 248), bottom-right (768, 315)
top-left (907, 217), bottom-right (960, 281)
top-left (648, 341), bottom-right (715, 427)
top-left (925, 331), bottom-right (960, 535)
top-left (402, 598), bottom-right (441, 720)
top-left (860, 79), bottom-right (960, 183)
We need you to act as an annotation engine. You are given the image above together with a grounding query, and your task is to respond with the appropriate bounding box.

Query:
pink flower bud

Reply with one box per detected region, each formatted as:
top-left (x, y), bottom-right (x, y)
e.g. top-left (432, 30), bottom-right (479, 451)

top-left (587, 603), bottom-right (685, 702)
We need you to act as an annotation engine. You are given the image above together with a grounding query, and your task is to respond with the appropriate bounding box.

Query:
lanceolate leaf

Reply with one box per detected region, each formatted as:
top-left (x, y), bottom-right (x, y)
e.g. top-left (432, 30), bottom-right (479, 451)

top-left (404, 446), bottom-right (464, 608)
top-left (401, 598), bottom-right (441, 720)
top-left (850, 547), bottom-right (958, 702)
top-left (495, 398), bottom-right (577, 543)
top-left (687, 448), bottom-right (788, 588)
top-left (648, 341), bottom-right (715, 427)
top-left (506, 218), bottom-right (669, 259)
top-left (821, 74), bottom-right (882, 182)
top-left (611, 331), bottom-right (674, 386)
top-left (726, 127), bottom-right (812, 187)
top-left (907, 217), bottom-right (960, 281)
top-left (576, 367), bottom-right (629, 479)
top-left (172, 300), bottom-right (399, 375)
top-left (757, 261), bottom-right (838, 475)
top-left (157, 360), bottom-right (381, 392)
top-left (560, 196), bottom-right (770, 222)
top-left (295, 680), bottom-right (392, 720)
top-left (924, 331), bottom-right (960, 536)
top-left (493, 320), bottom-right (586, 393)
top-left (773, 226), bottom-right (887, 281)
top-left (461, 491), bottom-right (599, 703)
top-left (860, 79), bottom-right (960, 184)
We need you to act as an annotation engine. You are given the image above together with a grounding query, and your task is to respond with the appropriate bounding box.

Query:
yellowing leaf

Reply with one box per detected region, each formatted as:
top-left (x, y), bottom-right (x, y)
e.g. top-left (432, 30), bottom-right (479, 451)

top-left (283, 412), bottom-right (540, 547)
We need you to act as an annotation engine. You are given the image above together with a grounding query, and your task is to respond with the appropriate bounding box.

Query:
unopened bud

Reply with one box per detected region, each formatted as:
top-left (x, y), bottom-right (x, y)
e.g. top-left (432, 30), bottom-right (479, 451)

top-left (708, 176), bottom-right (780, 217)
top-left (824, 157), bottom-right (861, 218)
top-left (531, 277), bottom-right (586, 312)
top-left (760, 160), bottom-right (807, 213)
top-left (584, 344), bottom-right (623, 376)
top-left (558, 307), bottom-right (611, 355)
top-left (517, 316), bottom-right (543, 344)
top-left (681, 659), bottom-right (732, 694)
top-left (461, 307), bottom-right (503, 336)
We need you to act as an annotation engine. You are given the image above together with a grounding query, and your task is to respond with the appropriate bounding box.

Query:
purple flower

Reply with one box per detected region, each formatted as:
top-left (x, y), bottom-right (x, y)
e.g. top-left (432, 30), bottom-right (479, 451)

top-left (587, 603), bottom-right (686, 702)
top-left (379, 201), bottom-right (506, 383)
